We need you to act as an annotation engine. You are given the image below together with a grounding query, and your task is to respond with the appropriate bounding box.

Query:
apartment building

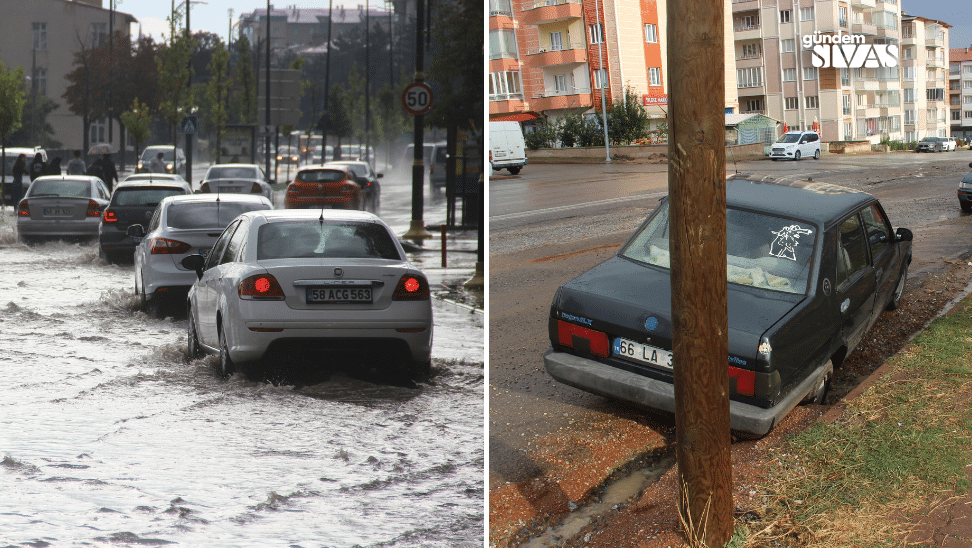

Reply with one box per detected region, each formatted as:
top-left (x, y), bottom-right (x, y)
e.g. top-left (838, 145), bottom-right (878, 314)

top-left (488, 0), bottom-right (738, 132)
top-left (901, 15), bottom-right (950, 143)
top-left (0, 0), bottom-right (135, 150)
top-left (948, 47), bottom-right (972, 140)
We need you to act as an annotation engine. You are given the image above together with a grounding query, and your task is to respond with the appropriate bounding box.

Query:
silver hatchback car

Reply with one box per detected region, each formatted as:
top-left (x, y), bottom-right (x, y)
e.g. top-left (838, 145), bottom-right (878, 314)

top-left (17, 175), bottom-right (110, 243)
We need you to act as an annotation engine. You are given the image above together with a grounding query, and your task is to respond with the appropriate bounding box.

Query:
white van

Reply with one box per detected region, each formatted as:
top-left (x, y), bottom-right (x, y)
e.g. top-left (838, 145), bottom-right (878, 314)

top-left (489, 121), bottom-right (527, 175)
top-left (769, 130), bottom-right (821, 161)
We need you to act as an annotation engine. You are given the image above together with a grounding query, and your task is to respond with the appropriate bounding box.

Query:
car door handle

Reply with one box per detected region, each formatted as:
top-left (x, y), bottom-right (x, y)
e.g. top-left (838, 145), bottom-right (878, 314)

top-left (840, 298), bottom-right (850, 314)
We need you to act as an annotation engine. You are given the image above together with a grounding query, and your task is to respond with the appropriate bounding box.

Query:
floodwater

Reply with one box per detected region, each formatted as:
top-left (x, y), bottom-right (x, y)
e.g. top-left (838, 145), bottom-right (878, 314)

top-left (0, 175), bottom-right (484, 547)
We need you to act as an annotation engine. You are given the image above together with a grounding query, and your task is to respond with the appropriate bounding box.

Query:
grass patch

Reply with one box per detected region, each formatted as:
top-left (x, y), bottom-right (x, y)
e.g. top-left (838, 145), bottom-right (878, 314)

top-left (740, 298), bottom-right (972, 547)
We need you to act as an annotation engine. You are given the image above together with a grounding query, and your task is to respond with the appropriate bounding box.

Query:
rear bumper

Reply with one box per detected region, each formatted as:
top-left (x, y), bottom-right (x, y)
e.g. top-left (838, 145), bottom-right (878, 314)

top-left (543, 348), bottom-right (826, 437)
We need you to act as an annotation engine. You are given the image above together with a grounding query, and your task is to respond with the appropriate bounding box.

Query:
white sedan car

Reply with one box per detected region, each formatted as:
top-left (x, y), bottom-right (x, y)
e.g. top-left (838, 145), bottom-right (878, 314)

top-left (129, 194), bottom-right (273, 317)
top-left (199, 163), bottom-right (273, 200)
top-left (182, 209), bottom-right (433, 379)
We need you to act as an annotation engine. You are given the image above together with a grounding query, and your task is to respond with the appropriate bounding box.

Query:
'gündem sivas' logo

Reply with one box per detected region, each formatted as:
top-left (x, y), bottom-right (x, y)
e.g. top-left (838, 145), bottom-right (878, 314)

top-left (805, 32), bottom-right (899, 68)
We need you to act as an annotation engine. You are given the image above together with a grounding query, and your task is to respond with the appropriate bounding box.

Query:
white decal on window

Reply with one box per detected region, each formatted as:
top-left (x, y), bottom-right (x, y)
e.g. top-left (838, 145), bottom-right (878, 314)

top-left (770, 225), bottom-right (813, 261)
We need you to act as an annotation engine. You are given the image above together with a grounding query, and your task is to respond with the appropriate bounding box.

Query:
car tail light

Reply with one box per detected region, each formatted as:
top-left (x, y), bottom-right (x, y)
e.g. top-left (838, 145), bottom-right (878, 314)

top-left (149, 238), bottom-right (192, 254)
top-left (393, 275), bottom-right (430, 300)
top-left (556, 320), bottom-right (610, 358)
top-left (103, 209), bottom-right (118, 223)
top-left (251, 182), bottom-right (263, 194)
top-left (200, 181), bottom-right (210, 193)
top-left (239, 273), bottom-right (286, 300)
top-left (728, 365), bottom-right (756, 398)
top-left (87, 200), bottom-right (102, 217)
top-left (17, 200), bottom-right (29, 217)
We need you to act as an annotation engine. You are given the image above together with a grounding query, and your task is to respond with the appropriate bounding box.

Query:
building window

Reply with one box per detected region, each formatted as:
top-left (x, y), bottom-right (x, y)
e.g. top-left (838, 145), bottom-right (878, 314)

top-left (649, 67), bottom-right (661, 86)
top-left (489, 0), bottom-right (513, 17)
top-left (806, 96), bottom-right (819, 109)
top-left (803, 67), bottom-right (818, 80)
top-left (737, 67), bottom-right (762, 88)
top-left (839, 7), bottom-right (848, 27)
top-left (785, 97), bottom-right (798, 110)
top-left (90, 119), bottom-right (106, 144)
top-left (32, 22), bottom-right (47, 51)
top-left (589, 24), bottom-right (604, 44)
top-left (593, 68), bottom-right (608, 90)
top-left (780, 10), bottom-right (791, 23)
top-left (783, 68), bottom-right (796, 82)
top-left (90, 22), bottom-right (107, 48)
top-left (489, 71), bottom-right (522, 100)
top-left (488, 29), bottom-right (517, 60)
top-left (800, 7), bottom-right (814, 20)
top-left (843, 94), bottom-right (851, 115)
top-left (645, 23), bottom-right (657, 44)
top-left (781, 39), bottom-right (794, 53)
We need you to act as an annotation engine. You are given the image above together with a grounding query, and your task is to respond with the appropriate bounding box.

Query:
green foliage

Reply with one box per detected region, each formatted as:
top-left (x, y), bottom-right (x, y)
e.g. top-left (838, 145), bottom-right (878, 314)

top-left (606, 86), bottom-right (649, 145)
top-left (524, 120), bottom-right (559, 150)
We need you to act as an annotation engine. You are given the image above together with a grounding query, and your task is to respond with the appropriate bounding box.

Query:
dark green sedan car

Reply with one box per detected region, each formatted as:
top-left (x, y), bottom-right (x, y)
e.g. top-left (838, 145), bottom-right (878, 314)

top-left (544, 174), bottom-right (913, 437)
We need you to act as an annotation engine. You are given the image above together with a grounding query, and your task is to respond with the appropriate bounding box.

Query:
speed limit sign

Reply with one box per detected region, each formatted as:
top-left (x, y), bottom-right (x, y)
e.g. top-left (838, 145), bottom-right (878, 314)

top-left (402, 82), bottom-right (433, 115)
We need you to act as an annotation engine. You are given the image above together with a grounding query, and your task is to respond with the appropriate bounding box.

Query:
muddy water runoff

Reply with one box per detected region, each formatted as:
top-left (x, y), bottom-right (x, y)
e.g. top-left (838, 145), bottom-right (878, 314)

top-left (0, 206), bottom-right (484, 546)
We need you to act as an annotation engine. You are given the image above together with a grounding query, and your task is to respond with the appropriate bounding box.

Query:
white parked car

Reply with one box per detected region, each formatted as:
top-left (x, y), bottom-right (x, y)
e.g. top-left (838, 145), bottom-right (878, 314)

top-left (199, 163), bottom-right (273, 200)
top-left (181, 209), bottom-right (433, 379)
top-left (769, 130), bottom-right (821, 161)
top-left (128, 194), bottom-right (273, 317)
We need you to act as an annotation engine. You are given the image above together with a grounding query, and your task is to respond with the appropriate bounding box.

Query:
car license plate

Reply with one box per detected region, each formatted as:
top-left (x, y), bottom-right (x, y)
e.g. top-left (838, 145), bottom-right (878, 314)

top-left (612, 337), bottom-right (673, 370)
top-left (306, 286), bottom-right (372, 304)
top-left (43, 208), bottom-right (72, 216)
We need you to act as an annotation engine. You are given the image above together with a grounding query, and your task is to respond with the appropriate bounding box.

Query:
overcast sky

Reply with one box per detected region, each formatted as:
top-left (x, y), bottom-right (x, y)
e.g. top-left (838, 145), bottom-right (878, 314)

top-left (119, 0), bottom-right (392, 43)
top-left (901, 0), bottom-right (972, 50)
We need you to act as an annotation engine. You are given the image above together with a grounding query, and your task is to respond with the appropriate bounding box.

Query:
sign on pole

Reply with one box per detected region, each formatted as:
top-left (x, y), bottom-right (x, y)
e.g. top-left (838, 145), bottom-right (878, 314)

top-left (402, 82), bottom-right (433, 116)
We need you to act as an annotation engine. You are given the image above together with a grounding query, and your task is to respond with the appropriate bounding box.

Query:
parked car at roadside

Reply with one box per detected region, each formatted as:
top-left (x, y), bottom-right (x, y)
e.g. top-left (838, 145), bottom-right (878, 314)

top-left (128, 193), bottom-right (273, 318)
top-left (284, 166), bottom-right (365, 211)
top-left (17, 175), bottom-right (109, 243)
top-left (769, 130), bottom-right (821, 160)
top-left (181, 209), bottom-right (432, 378)
top-left (198, 163), bottom-right (273, 201)
top-left (98, 178), bottom-right (192, 263)
top-left (543, 174), bottom-right (913, 438)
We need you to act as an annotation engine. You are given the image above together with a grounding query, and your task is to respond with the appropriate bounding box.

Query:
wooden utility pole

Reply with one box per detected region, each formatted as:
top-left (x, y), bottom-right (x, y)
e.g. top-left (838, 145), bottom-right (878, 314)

top-left (667, 0), bottom-right (732, 545)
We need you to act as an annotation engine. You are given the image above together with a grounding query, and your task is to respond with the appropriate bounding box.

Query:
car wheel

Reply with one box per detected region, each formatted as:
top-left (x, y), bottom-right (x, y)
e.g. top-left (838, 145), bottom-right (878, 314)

top-left (508, 166), bottom-right (521, 175)
top-left (218, 322), bottom-right (236, 377)
top-left (187, 307), bottom-right (203, 361)
top-left (794, 150), bottom-right (801, 161)
top-left (886, 268), bottom-right (907, 311)
top-left (814, 149), bottom-right (820, 160)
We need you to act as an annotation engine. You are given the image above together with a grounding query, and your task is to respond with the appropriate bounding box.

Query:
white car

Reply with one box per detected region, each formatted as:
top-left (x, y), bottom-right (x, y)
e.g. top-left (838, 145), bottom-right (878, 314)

top-left (129, 194), bottom-right (273, 317)
top-left (769, 130), bottom-right (821, 160)
top-left (181, 209), bottom-right (433, 379)
top-left (199, 163), bottom-right (273, 200)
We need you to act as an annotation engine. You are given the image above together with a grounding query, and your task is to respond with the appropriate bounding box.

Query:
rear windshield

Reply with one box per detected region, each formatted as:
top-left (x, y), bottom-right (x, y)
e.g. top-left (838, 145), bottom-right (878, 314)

top-left (296, 169), bottom-right (347, 183)
top-left (28, 179), bottom-right (91, 198)
top-left (112, 187), bottom-right (185, 207)
top-left (621, 202), bottom-right (816, 295)
top-left (257, 221), bottom-right (401, 260)
top-left (166, 202), bottom-right (270, 229)
top-left (207, 167), bottom-right (259, 180)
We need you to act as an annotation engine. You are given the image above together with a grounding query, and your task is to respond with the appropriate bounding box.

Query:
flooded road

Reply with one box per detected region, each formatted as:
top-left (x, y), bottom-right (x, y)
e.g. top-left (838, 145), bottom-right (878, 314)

top-left (0, 172), bottom-right (484, 546)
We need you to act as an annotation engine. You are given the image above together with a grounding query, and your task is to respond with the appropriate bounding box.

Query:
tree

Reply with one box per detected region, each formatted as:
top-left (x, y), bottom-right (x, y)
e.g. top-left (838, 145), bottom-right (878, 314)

top-left (0, 61), bottom-right (26, 209)
top-left (607, 86), bottom-right (650, 145)
top-left (205, 38), bottom-right (230, 162)
top-left (120, 99), bottom-right (151, 164)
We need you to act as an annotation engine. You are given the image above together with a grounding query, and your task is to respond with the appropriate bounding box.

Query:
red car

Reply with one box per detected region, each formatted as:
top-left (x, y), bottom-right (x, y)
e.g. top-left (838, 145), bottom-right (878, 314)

top-left (284, 167), bottom-right (364, 210)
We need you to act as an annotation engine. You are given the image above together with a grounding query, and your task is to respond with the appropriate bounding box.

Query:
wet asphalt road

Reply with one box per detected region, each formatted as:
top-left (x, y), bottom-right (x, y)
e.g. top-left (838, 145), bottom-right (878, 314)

top-left (488, 151), bottom-right (972, 494)
top-left (0, 166), bottom-right (485, 547)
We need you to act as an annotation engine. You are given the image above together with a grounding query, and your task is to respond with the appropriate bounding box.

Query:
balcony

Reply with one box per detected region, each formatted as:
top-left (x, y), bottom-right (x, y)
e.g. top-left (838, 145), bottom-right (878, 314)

top-left (524, 43), bottom-right (587, 66)
top-left (531, 87), bottom-right (593, 111)
top-left (852, 22), bottom-right (878, 35)
top-left (520, 0), bottom-right (583, 26)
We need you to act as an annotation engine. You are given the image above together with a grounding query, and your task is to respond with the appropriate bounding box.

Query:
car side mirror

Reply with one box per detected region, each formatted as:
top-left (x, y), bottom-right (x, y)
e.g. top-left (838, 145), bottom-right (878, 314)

top-left (127, 224), bottom-right (145, 238)
top-left (895, 228), bottom-right (913, 242)
top-left (181, 254), bottom-right (207, 279)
